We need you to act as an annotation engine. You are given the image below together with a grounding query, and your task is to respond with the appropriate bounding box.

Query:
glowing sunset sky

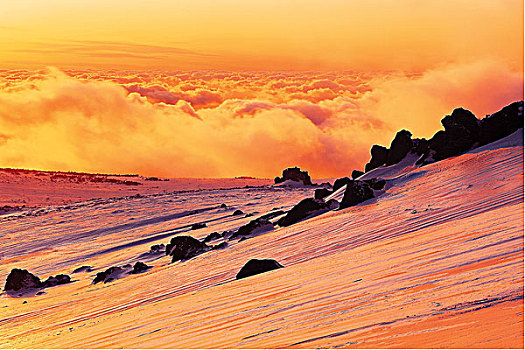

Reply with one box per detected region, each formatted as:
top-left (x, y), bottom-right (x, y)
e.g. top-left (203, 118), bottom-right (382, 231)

top-left (1, 0), bottom-right (522, 71)
top-left (0, 0), bottom-right (523, 178)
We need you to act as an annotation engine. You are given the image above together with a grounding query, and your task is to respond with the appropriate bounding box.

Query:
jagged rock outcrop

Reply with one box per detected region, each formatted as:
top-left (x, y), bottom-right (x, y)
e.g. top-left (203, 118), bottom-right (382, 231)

top-left (4, 269), bottom-right (42, 292)
top-left (339, 180), bottom-right (375, 209)
top-left (314, 188), bottom-right (332, 200)
top-left (277, 198), bottom-right (336, 227)
top-left (386, 130), bottom-right (413, 166)
top-left (166, 236), bottom-right (210, 262)
top-left (363, 101), bottom-right (524, 172)
top-left (236, 259), bottom-right (284, 280)
top-left (274, 167), bottom-right (313, 186)
top-left (351, 170), bottom-right (364, 179)
top-left (333, 177), bottom-right (352, 191)
top-left (365, 145), bottom-right (389, 172)
top-left (428, 108), bottom-right (480, 161)
top-left (479, 101), bottom-right (524, 145)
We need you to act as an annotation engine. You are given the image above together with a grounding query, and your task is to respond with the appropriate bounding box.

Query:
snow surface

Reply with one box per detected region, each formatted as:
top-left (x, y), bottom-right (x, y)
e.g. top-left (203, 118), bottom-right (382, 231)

top-left (0, 143), bottom-right (523, 348)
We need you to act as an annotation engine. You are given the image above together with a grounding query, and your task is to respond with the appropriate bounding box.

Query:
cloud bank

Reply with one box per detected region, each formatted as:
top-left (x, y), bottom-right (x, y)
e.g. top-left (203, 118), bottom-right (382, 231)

top-left (0, 60), bottom-right (522, 178)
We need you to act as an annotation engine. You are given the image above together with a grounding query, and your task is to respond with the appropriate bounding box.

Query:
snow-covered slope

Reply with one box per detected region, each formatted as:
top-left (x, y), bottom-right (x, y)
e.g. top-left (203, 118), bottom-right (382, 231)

top-left (0, 142), bottom-right (523, 348)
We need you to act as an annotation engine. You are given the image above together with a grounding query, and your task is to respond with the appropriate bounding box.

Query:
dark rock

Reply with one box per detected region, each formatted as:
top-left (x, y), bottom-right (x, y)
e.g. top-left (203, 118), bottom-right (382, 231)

top-left (165, 236), bottom-right (210, 262)
top-left (351, 170), bottom-right (364, 179)
top-left (72, 265), bottom-right (93, 274)
top-left (479, 101), bottom-right (524, 145)
top-left (365, 145), bottom-right (388, 172)
top-left (92, 266), bottom-right (123, 284)
top-left (258, 210), bottom-right (286, 221)
top-left (131, 262), bottom-right (151, 274)
top-left (413, 138), bottom-right (430, 156)
top-left (428, 108), bottom-right (480, 161)
top-left (41, 274), bottom-right (71, 288)
top-left (203, 231), bottom-right (222, 243)
top-left (386, 130), bottom-right (413, 166)
top-left (314, 188), bottom-right (332, 200)
top-left (333, 177), bottom-right (352, 191)
top-left (274, 176), bottom-right (283, 184)
top-left (231, 218), bottom-right (274, 239)
top-left (363, 178), bottom-right (386, 191)
top-left (274, 167), bottom-right (312, 186)
top-left (339, 180), bottom-right (374, 209)
top-left (220, 203), bottom-right (228, 208)
top-left (4, 269), bottom-right (41, 292)
top-left (150, 244), bottom-right (165, 253)
top-left (232, 209), bottom-right (244, 216)
top-left (277, 198), bottom-right (332, 227)
top-left (236, 259), bottom-right (284, 280)
top-left (212, 242), bottom-right (227, 250)
top-left (191, 223), bottom-right (207, 230)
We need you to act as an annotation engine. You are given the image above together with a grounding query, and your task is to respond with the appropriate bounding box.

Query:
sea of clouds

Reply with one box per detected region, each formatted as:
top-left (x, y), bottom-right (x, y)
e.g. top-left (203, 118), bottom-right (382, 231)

top-left (0, 59), bottom-right (522, 178)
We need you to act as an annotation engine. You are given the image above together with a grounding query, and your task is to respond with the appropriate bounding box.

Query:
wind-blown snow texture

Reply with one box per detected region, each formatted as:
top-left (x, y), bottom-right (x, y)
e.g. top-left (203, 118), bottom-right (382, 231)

top-left (0, 133), bottom-right (523, 348)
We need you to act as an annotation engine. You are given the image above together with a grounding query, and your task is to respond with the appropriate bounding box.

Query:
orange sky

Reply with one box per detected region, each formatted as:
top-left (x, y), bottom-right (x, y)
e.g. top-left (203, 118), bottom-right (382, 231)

top-left (0, 0), bottom-right (523, 71)
top-left (0, 0), bottom-right (523, 178)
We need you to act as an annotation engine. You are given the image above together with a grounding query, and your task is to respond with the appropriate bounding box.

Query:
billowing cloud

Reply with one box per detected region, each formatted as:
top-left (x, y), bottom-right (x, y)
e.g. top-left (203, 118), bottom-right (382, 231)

top-left (0, 60), bottom-right (522, 178)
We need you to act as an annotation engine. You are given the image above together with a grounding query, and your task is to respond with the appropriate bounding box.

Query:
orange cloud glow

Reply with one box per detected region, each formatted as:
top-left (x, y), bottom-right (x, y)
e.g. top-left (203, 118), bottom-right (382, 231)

top-left (0, 60), bottom-right (522, 178)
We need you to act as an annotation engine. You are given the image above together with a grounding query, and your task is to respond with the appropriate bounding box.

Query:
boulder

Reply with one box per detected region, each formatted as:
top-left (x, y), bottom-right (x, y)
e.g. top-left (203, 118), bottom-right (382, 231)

top-left (333, 177), bottom-right (352, 191)
top-left (41, 274), bottom-right (71, 288)
top-left (165, 236), bottom-right (210, 262)
top-left (277, 198), bottom-right (332, 227)
top-left (339, 180), bottom-right (374, 209)
top-left (202, 231), bottom-right (222, 243)
top-left (363, 178), bottom-right (386, 191)
top-left (4, 269), bottom-right (41, 292)
top-left (314, 188), bottom-right (332, 200)
top-left (441, 108), bottom-right (480, 157)
top-left (92, 266), bottom-right (124, 284)
top-left (72, 265), bottom-right (93, 274)
top-left (413, 138), bottom-right (430, 156)
top-left (131, 262), bottom-right (151, 274)
top-left (231, 218), bottom-right (274, 239)
top-left (365, 145), bottom-right (389, 172)
top-left (479, 101), bottom-right (524, 145)
top-left (351, 170), bottom-right (364, 179)
top-left (258, 210), bottom-right (286, 221)
top-left (386, 130), bottom-right (413, 166)
top-left (274, 167), bottom-right (312, 186)
top-left (149, 244), bottom-right (165, 253)
top-left (212, 242), bottom-right (227, 250)
top-left (232, 209), bottom-right (244, 216)
top-left (191, 223), bottom-right (207, 230)
top-left (236, 259), bottom-right (284, 280)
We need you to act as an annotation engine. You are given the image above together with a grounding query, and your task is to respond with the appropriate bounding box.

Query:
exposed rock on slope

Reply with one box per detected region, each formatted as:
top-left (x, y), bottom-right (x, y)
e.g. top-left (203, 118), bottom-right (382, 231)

top-left (277, 198), bottom-right (337, 227)
top-left (4, 269), bottom-right (71, 293)
top-left (274, 167), bottom-right (312, 186)
top-left (4, 269), bottom-right (41, 292)
top-left (236, 259), bottom-right (283, 279)
top-left (166, 236), bottom-right (210, 262)
top-left (339, 181), bottom-right (375, 209)
top-left (231, 217), bottom-right (274, 239)
top-left (362, 101), bottom-right (524, 172)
